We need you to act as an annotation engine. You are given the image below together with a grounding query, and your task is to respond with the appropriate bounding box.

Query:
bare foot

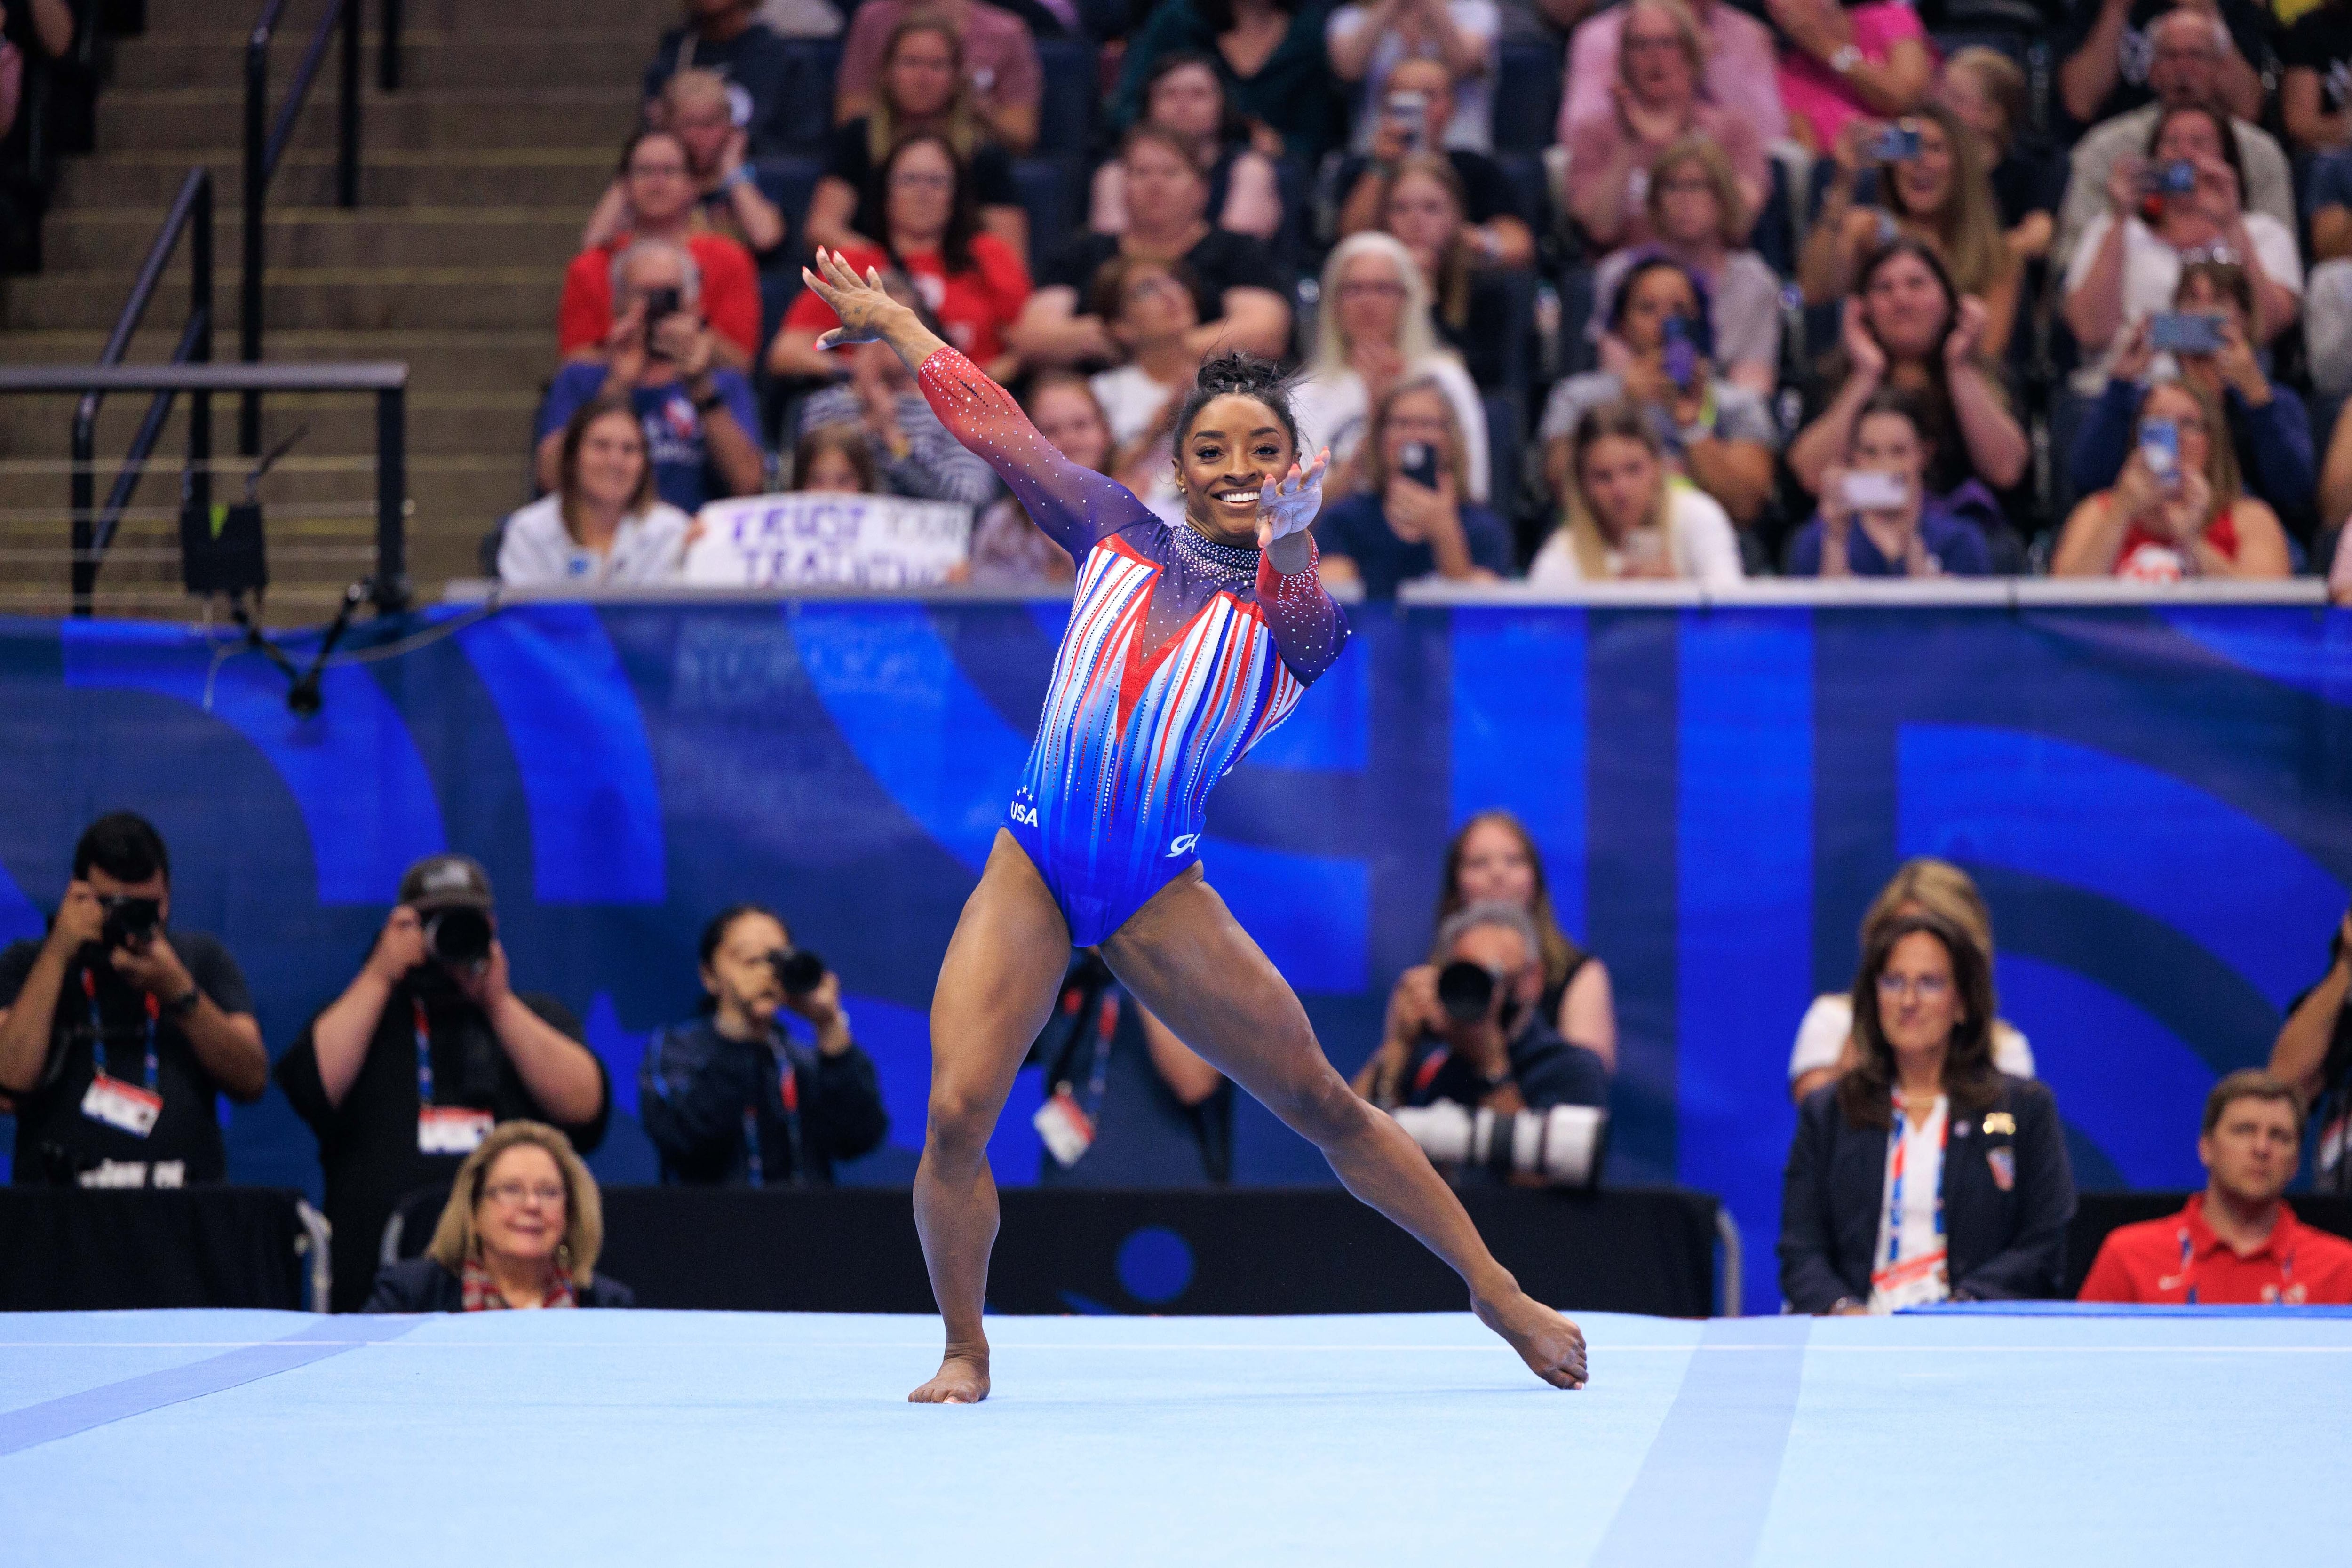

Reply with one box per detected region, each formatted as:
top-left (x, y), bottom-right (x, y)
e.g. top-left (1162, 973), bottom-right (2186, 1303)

top-left (908, 1346), bottom-right (991, 1404)
top-left (1474, 1291), bottom-right (1588, 1389)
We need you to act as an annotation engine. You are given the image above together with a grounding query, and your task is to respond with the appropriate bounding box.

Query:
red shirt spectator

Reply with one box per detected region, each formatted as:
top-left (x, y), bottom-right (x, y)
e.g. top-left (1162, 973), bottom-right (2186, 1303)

top-left (2078, 1194), bottom-right (2352, 1305)
top-left (781, 234), bottom-right (1030, 365)
top-left (559, 231), bottom-right (761, 365)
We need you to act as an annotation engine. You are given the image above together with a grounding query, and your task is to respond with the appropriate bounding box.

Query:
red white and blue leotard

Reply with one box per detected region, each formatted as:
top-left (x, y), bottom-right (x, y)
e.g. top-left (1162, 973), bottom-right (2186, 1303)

top-left (919, 348), bottom-right (1351, 945)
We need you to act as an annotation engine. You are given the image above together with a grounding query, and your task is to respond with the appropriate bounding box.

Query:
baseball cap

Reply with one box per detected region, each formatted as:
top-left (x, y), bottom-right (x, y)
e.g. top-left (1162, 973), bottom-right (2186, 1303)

top-left (398, 853), bottom-right (495, 911)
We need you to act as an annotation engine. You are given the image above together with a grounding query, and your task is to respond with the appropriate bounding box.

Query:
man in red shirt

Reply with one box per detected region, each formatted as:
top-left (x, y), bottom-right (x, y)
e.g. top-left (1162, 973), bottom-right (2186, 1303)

top-left (2079, 1069), bottom-right (2352, 1305)
top-left (558, 128), bottom-right (760, 371)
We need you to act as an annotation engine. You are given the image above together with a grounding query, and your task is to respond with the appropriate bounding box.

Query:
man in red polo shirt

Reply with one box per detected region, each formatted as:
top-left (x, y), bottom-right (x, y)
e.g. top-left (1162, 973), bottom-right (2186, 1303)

top-left (2080, 1070), bottom-right (2352, 1305)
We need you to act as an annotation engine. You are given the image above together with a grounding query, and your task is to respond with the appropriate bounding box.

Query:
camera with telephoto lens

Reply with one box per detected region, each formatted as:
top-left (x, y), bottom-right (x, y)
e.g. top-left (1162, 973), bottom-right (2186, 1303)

top-left (766, 947), bottom-right (827, 996)
top-left (97, 895), bottom-right (161, 951)
top-left (1391, 1102), bottom-right (1609, 1187)
top-left (424, 907), bottom-right (493, 969)
top-left (1436, 959), bottom-right (1499, 1024)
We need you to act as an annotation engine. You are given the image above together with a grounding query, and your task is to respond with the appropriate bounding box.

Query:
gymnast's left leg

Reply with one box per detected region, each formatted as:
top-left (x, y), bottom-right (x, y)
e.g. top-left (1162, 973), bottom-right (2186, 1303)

top-left (1099, 868), bottom-right (1588, 1390)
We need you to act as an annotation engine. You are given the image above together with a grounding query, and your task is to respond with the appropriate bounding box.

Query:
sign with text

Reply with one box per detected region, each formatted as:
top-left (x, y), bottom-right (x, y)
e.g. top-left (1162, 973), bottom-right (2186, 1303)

top-left (687, 493), bottom-right (971, 589)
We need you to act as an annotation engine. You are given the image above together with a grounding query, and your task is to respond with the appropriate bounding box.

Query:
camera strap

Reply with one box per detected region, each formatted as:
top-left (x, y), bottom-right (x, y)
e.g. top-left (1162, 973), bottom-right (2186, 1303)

top-left (81, 969), bottom-right (158, 1094)
top-left (413, 998), bottom-right (435, 1105)
top-left (743, 1035), bottom-right (807, 1189)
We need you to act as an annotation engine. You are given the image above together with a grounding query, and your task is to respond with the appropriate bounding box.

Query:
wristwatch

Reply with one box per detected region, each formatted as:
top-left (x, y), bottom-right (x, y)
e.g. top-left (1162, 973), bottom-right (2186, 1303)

top-left (1829, 44), bottom-right (1862, 73)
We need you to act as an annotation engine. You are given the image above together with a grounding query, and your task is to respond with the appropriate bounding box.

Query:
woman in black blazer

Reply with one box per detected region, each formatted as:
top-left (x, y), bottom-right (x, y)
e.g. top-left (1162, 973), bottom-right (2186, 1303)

top-left (1779, 911), bottom-right (2075, 1314)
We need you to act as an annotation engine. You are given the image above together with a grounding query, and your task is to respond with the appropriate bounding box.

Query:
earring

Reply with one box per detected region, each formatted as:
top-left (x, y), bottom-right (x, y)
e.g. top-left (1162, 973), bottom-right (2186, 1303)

top-left (556, 1241), bottom-right (572, 1270)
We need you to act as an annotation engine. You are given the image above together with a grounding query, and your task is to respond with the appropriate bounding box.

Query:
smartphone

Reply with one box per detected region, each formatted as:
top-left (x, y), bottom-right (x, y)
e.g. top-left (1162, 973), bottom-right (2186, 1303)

top-left (641, 285), bottom-right (682, 360)
top-left (1385, 90), bottom-right (1427, 156)
top-left (1399, 439), bottom-right (1440, 491)
top-left (2141, 159), bottom-right (2197, 196)
top-left (2150, 312), bottom-right (2226, 355)
top-left (1662, 316), bottom-right (1698, 391)
top-left (1840, 470), bottom-right (1907, 510)
top-left (2140, 418), bottom-right (2182, 487)
top-left (1870, 123), bottom-right (1922, 163)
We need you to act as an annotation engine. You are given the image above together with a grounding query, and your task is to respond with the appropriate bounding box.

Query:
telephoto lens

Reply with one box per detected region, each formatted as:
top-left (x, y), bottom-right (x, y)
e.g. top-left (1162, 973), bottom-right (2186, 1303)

top-left (97, 896), bottom-right (162, 950)
top-left (1435, 960), bottom-right (1497, 1024)
top-left (768, 947), bottom-right (827, 995)
top-left (424, 907), bottom-right (493, 968)
top-left (1390, 1103), bottom-right (1610, 1187)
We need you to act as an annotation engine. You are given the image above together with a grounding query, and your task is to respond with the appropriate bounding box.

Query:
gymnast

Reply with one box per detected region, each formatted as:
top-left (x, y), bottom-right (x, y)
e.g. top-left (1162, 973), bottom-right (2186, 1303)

top-left (797, 248), bottom-right (1589, 1403)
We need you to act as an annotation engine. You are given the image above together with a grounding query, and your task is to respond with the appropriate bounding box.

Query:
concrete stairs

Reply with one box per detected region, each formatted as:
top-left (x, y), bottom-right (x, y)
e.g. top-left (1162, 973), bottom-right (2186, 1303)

top-left (0, 0), bottom-right (651, 618)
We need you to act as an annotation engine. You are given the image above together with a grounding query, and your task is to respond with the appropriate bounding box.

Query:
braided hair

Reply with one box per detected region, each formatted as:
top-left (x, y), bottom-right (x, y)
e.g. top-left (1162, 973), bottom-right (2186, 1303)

top-left (1174, 350), bottom-right (1299, 453)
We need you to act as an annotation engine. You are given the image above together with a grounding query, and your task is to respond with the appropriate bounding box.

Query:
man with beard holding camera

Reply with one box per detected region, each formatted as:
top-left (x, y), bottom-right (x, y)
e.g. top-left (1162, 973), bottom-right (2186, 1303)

top-left (275, 854), bottom-right (609, 1312)
top-left (0, 813), bottom-right (266, 1187)
top-left (639, 904), bottom-right (887, 1185)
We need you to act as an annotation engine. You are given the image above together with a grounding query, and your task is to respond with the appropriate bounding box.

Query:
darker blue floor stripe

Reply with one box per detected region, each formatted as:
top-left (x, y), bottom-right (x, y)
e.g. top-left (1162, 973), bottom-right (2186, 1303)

top-left (0, 1315), bottom-right (429, 1457)
top-left (1591, 1316), bottom-right (1810, 1566)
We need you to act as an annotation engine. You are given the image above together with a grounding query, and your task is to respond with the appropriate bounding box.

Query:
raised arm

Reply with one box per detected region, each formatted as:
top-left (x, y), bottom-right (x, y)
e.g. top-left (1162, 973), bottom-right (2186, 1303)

top-left (1254, 448), bottom-right (1351, 685)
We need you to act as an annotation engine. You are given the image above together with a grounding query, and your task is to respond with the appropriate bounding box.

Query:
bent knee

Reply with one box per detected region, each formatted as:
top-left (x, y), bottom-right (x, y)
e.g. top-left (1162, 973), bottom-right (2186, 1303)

top-left (925, 1082), bottom-right (1001, 1161)
top-left (1268, 1067), bottom-right (1372, 1148)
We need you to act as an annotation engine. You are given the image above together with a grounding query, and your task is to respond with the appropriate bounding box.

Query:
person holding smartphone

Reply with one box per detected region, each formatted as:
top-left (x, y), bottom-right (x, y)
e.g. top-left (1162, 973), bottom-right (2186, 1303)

top-left (1787, 387), bottom-right (1993, 576)
top-left (1313, 376), bottom-right (1514, 596)
top-left (2052, 377), bottom-right (2292, 580)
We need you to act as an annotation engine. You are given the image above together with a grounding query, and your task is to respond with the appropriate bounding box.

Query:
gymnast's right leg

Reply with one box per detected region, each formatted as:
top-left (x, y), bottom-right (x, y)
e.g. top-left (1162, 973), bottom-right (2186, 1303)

top-left (909, 829), bottom-right (1072, 1404)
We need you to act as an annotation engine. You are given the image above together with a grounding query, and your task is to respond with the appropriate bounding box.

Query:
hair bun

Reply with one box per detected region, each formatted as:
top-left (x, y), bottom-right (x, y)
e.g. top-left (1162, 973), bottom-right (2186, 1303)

top-left (1194, 349), bottom-right (1291, 399)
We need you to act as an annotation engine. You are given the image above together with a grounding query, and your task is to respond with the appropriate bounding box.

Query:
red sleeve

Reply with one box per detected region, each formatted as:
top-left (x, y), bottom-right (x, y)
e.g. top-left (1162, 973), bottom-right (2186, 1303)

top-left (2074, 1234), bottom-right (2141, 1303)
top-left (697, 238), bottom-right (761, 359)
top-left (1255, 534), bottom-right (1349, 686)
top-left (557, 249), bottom-right (612, 356)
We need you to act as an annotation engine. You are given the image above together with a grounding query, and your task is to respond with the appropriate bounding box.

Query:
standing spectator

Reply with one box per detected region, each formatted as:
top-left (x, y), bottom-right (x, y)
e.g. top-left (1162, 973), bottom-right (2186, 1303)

top-left (961, 375), bottom-right (1094, 583)
top-left (276, 854), bottom-right (610, 1315)
top-left (1585, 138), bottom-right (1782, 397)
top-left (789, 422), bottom-right (881, 492)
top-left (2079, 1071), bottom-right (2352, 1305)
top-left (1091, 52), bottom-right (1284, 242)
top-left (1529, 399), bottom-right (1745, 585)
top-left (806, 16), bottom-right (1028, 262)
top-left (1032, 954), bottom-right (1232, 1186)
top-left (499, 397), bottom-right (695, 589)
top-left (362, 1122), bottom-right (636, 1312)
top-left (2283, 0), bottom-right (2352, 151)
top-left (586, 72), bottom-right (786, 259)
top-left (1375, 156), bottom-right (1526, 390)
top-left (835, 0), bottom-right (1042, 154)
top-left (557, 129), bottom-right (762, 371)
top-left (1087, 256), bottom-right (1206, 518)
top-left (793, 274), bottom-right (1001, 510)
top-left (1540, 257), bottom-right (1778, 528)
top-left (2271, 910), bottom-right (2352, 1192)
top-left (1802, 105), bottom-right (2022, 364)
top-left (643, 0), bottom-right (797, 159)
top-left (1767, 0), bottom-right (1934, 156)
top-left (1936, 48), bottom-right (2058, 264)
top-left (2058, 0), bottom-right (2268, 135)
top-left (1291, 232), bottom-right (1490, 500)
top-left (1333, 62), bottom-right (1535, 271)
top-left (1314, 376), bottom-right (1517, 595)
top-left (1788, 387), bottom-right (1994, 575)
top-left (1327, 0), bottom-right (1499, 154)
top-left (775, 138), bottom-right (1032, 380)
top-left (537, 237), bottom-right (765, 515)
top-left (1779, 912), bottom-right (2076, 1314)
top-left (1112, 0), bottom-right (1350, 167)
top-left (1565, 0), bottom-right (1765, 255)
top-left (0, 814), bottom-right (265, 1190)
top-left (640, 905), bottom-right (888, 1186)
top-left (2051, 377), bottom-right (2293, 579)
top-left (1015, 128), bottom-right (1292, 366)
top-left (1561, 0), bottom-right (1785, 147)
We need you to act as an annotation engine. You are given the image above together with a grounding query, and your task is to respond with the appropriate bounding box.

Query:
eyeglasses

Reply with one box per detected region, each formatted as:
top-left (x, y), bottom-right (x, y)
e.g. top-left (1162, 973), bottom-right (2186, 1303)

top-left (1875, 973), bottom-right (1952, 1001)
top-left (482, 1181), bottom-right (566, 1207)
top-left (1339, 280), bottom-right (1406, 299)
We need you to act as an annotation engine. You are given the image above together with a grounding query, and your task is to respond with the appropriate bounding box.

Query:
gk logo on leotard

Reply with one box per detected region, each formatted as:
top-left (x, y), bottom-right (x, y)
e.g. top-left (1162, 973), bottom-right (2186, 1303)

top-left (1168, 833), bottom-right (1200, 856)
top-left (1010, 801), bottom-right (1040, 828)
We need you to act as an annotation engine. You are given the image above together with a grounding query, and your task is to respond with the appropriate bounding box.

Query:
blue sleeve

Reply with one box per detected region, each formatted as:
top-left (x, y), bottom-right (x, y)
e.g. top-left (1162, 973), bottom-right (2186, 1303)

top-left (2239, 386), bottom-right (2317, 517)
top-left (536, 364), bottom-right (602, 446)
top-left (636, 1026), bottom-right (753, 1174)
top-left (718, 370), bottom-right (759, 440)
top-left (1935, 516), bottom-right (1994, 576)
top-left (2316, 149), bottom-right (2352, 212)
top-left (2066, 377), bottom-right (2141, 498)
top-left (1463, 506), bottom-right (1517, 576)
top-left (1786, 518), bottom-right (1825, 577)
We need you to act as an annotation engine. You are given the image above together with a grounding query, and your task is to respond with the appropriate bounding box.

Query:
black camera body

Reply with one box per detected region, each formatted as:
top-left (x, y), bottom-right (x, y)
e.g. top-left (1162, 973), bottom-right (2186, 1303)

top-left (424, 907), bottom-right (493, 970)
top-left (97, 895), bottom-right (161, 951)
top-left (1435, 959), bottom-right (1497, 1024)
top-left (767, 947), bottom-right (827, 996)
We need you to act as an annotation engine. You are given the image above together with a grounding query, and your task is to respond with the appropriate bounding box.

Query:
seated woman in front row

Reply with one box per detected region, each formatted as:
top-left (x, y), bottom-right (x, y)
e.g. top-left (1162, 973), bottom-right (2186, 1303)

top-left (1528, 399), bottom-right (1744, 587)
top-left (1786, 386), bottom-right (1993, 577)
top-left (2051, 378), bottom-right (2292, 582)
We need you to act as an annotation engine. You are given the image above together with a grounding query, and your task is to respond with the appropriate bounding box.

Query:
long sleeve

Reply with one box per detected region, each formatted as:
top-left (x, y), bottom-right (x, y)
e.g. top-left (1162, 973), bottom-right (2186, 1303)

top-left (1952, 1084), bottom-right (2076, 1302)
top-left (1256, 534), bottom-right (1350, 685)
top-left (804, 1043), bottom-right (889, 1163)
top-left (2067, 377), bottom-right (2140, 499)
top-left (637, 1025), bottom-right (755, 1179)
top-left (2238, 387), bottom-right (2317, 519)
top-left (917, 346), bottom-right (1154, 557)
top-left (1778, 1092), bottom-right (1862, 1314)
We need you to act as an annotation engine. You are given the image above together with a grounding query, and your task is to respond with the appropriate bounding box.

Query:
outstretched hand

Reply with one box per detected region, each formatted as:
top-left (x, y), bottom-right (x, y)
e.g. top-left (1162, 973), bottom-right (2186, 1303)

top-left (1256, 448), bottom-right (1329, 551)
top-left (801, 247), bottom-right (903, 352)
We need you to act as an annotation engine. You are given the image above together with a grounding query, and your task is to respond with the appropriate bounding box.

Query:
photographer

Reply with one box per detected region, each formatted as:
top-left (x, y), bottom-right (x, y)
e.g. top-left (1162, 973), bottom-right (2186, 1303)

top-left (639, 905), bottom-right (887, 1185)
top-left (0, 813), bottom-right (265, 1188)
top-left (275, 854), bottom-right (608, 1313)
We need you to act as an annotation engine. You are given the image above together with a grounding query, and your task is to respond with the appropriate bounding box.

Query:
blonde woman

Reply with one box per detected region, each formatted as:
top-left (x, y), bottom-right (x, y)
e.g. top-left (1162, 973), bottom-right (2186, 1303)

top-left (1289, 230), bottom-right (1490, 501)
top-left (362, 1121), bottom-right (635, 1311)
top-left (1528, 399), bottom-right (1742, 586)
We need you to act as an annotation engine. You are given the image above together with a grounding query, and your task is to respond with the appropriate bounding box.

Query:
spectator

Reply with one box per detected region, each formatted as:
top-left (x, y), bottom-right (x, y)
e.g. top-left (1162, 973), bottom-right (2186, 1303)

top-left (0, 813), bottom-right (265, 1190)
top-left (1314, 376), bottom-right (1517, 595)
top-left (1540, 257), bottom-right (1778, 528)
top-left (537, 237), bottom-right (765, 514)
top-left (277, 854), bottom-right (610, 1314)
top-left (1091, 51), bottom-right (1284, 242)
top-left (1788, 386), bottom-right (1995, 575)
top-left (775, 137), bottom-right (1032, 380)
top-left (1788, 239), bottom-right (2030, 503)
top-left (586, 71), bottom-right (785, 259)
top-left (2062, 105), bottom-right (2302, 397)
top-left (2069, 262), bottom-right (2317, 538)
top-left (1031, 953), bottom-right (1232, 1186)
top-left (1936, 48), bottom-right (2057, 264)
top-left (1327, 0), bottom-right (1499, 154)
top-left (1087, 255), bottom-right (1206, 518)
top-left (2300, 153), bottom-right (2352, 396)
top-left (1585, 140), bottom-right (1782, 398)
top-left (1529, 398), bottom-right (1745, 585)
top-left (789, 422), bottom-right (881, 492)
top-left (643, 0), bottom-right (797, 159)
top-left (1565, 0), bottom-right (1766, 254)
top-left (2051, 377), bottom-right (2293, 578)
top-left (2058, 0), bottom-right (2267, 135)
top-left (1350, 902), bottom-right (1610, 1114)
top-left (1788, 858), bottom-right (2034, 1105)
top-left (639, 905), bottom-right (888, 1186)
top-left (362, 1122), bottom-right (636, 1311)
top-left (1802, 105), bottom-right (2021, 364)
top-left (2271, 909), bottom-right (2352, 1190)
top-left (1013, 127), bottom-right (1292, 367)
top-left (1561, 0), bottom-right (1785, 147)
top-left (500, 397), bottom-right (695, 589)
top-left (2284, 0), bottom-right (2352, 151)
top-left (1374, 156), bottom-right (1526, 390)
top-left (2054, 9), bottom-right (2294, 268)
top-left (1439, 812), bottom-right (1614, 1066)
top-left (807, 16), bottom-right (1028, 263)
top-left (835, 0), bottom-right (1042, 154)
top-left (2079, 1071), bottom-right (2352, 1304)
top-left (557, 129), bottom-right (762, 370)
top-left (1292, 232), bottom-right (1490, 500)
top-left (793, 274), bottom-right (1001, 509)
top-left (1779, 911), bottom-right (2076, 1314)
top-left (1334, 61), bottom-right (1535, 271)
top-left (1112, 0), bottom-right (1350, 167)
top-left (961, 374), bottom-right (1093, 583)
top-left (1766, 0), bottom-right (1933, 156)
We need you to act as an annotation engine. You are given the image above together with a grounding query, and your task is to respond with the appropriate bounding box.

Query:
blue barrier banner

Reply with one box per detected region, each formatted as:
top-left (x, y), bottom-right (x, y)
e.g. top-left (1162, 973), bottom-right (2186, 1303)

top-left (1, 602), bottom-right (2346, 1313)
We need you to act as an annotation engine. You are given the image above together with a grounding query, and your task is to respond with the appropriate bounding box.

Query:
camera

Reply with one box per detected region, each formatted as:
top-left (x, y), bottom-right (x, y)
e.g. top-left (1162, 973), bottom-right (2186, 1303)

top-left (1436, 960), bottom-right (1498, 1024)
top-left (97, 895), bottom-right (161, 951)
top-left (1391, 1102), bottom-right (1609, 1187)
top-left (2142, 160), bottom-right (2197, 196)
top-left (1870, 124), bottom-right (1922, 163)
top-left (2150, 312), bottom-right (2226, 355)
top-left (1840, 470), bottom-right (1907, 510)
top-left (424, 906), bottom-right (493, 969)
top-left (642, 286), bottom-right (682, 358)
top-left (2140, 417), bottom-right (2181, 487)
top-left (767, 946), bottom-right (827, 996)
top-left (1399, 439), bottom-right (1440, 492)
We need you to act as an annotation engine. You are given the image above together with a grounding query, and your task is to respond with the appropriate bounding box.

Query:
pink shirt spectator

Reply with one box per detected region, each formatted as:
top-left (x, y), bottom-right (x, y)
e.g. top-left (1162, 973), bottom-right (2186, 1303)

top-left (1776, 1), bottom-right (1930, 153)
top-left (837, 0), bottom-right (1043, 121)
top-left (1560, 0), bottom-right (1786, 145)
top-left (1566, 101), bottom-right (1767, 248)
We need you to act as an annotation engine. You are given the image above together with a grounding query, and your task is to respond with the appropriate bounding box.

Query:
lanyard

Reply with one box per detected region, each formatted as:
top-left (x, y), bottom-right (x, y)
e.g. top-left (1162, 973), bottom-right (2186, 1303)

top-left (1079, 994), bottom-right (1115, 1113)
top-left (413, 998), bottom-right (435, 1106)
top-left (745, 1037), bottom-right (806, 1189)
top-left (83, 969), bottom-right (158, 1094)
top-left (1883, 1095), bottom-right (1947, 1273)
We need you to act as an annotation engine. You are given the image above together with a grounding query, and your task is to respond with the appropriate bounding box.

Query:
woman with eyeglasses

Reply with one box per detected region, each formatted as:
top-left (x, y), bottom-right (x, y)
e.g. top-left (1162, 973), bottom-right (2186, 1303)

top-left (362, 1121), bottom-right (635, 1311)
top-left (1779, 910), bottom-right (2075, 1316)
